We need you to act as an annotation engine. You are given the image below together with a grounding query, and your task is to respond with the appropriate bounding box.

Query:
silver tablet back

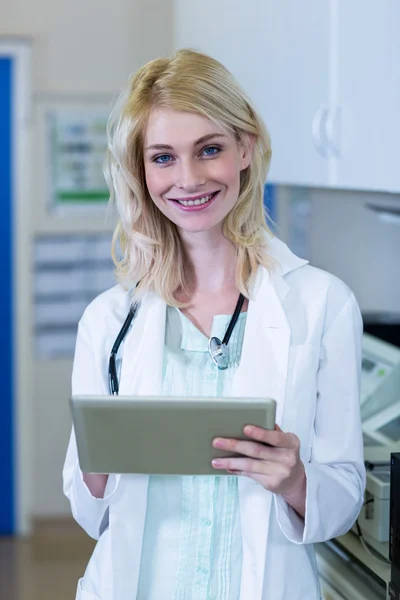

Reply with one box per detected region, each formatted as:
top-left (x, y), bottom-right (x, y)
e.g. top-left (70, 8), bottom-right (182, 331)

top-left (71, 395), bottom-right (276, 476)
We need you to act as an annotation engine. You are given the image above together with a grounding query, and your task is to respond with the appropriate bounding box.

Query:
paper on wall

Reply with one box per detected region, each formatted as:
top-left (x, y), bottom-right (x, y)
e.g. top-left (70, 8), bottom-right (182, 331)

top-left (34, 233), bottom-right (115, 358)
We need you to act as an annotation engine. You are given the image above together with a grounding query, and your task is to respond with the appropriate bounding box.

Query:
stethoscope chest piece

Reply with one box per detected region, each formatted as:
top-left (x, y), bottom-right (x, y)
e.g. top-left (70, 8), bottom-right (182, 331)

top-left (209, 336), bottom-right (229, 370)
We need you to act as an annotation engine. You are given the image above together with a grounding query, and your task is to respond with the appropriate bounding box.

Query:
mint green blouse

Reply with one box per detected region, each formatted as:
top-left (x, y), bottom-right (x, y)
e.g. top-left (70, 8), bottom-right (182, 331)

top-left (137, 306), bottom-right (247, 600)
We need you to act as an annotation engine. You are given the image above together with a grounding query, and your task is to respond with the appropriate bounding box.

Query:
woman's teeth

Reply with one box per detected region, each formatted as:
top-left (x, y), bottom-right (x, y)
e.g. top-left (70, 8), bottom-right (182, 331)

top-left (176, 193), bottom-right (214, 207)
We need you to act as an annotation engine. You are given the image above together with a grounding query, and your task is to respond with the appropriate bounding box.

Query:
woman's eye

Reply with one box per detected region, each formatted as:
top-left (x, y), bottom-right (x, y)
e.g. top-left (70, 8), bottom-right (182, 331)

top-left (154, 154), bottom-right (172, 164)
top-left (202, 146), bottom-right (220, 157)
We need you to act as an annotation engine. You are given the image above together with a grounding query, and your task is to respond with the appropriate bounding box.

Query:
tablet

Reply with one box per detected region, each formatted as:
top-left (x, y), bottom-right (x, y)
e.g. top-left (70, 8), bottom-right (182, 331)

top-left (70, 395), bottom-right (276, 476)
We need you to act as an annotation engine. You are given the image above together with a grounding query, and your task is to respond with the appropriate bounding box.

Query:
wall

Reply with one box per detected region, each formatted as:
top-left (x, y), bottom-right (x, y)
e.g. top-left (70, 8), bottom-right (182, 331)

top-left (1, 0), bottom-right (174, 93)
top-left (1, 0), bottom-right (173, 524)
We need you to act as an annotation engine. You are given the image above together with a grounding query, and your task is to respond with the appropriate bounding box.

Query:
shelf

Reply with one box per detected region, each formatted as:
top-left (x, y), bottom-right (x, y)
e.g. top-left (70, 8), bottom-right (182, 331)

top-left (335, 532), bottom-right (390, 584)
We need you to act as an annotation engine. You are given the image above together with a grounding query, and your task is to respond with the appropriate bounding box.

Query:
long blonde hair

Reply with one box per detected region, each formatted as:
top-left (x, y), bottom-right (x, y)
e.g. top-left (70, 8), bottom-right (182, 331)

top-left (104, 49), bottom-right (273, 306)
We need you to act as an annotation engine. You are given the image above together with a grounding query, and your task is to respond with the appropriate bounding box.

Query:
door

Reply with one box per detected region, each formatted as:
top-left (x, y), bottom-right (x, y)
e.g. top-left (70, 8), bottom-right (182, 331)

top-left (0, 39), bottom-right (32, 535)
top-left (174, 0), bottom-right (333, 187)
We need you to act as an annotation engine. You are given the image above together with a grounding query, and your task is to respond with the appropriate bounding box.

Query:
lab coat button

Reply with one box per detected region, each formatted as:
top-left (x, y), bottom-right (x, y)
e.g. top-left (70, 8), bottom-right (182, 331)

top-left (202, 518), bottom-right (212, 527)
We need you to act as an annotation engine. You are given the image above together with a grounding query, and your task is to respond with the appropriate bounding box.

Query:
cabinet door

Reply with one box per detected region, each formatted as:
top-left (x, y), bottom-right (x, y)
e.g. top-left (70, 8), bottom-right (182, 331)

top-left (335, 1), bottom-right (400, 192)
top-left (174, 0), bottom-right (333, 187)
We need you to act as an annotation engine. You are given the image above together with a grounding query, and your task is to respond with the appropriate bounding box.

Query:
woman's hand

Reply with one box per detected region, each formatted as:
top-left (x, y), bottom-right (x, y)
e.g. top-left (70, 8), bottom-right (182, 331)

top-left (212, 424), bottom-right (307, 517)
top-left (83, 473), bottom-right (109, 499)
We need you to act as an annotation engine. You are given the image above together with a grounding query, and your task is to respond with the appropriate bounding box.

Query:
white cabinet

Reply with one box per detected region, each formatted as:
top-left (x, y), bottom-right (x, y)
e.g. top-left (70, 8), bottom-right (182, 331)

top-left (335, 1), bottom-right (400, 192)
top-left (254, 1), bottom-right (332, 188)
top-left (174, 0), bottom-right (400, 193)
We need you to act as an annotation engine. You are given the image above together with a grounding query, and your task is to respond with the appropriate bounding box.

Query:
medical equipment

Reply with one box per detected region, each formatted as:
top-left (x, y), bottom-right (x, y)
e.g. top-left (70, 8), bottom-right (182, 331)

top-left (389, 452), bottom-right (400, 599)
top-left (108, 293), bottom-right (246, 394)
top-left (208, 292), bottom-right (245, 369)
top-left (363, 403), bottom-right (400, 450)
top-left (361, 334), bottom-right (400, 464)
top-left (361, 333), bottom-right (400, 423)
top-left (108, 300), bottom-right (140, 395)
top-left (354, 335), bottom-right (400, 561)
top-left (70, 395), bottom-right (276, 475)
top-left (357, 459), bottom-right (391, 559)
top-left (317, 462), bottom-right (391, 598)
top-left (316, 334), bottom-right (400, 598)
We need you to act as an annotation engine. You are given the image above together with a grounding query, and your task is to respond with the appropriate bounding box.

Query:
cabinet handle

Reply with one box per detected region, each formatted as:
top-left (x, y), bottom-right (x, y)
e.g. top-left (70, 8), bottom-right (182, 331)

top-left (325, 107), bottom-right (341, 158)
top-left (365, 203), bottom-right (400, 225)
top-left (312, 106), bottom-right (329, 157)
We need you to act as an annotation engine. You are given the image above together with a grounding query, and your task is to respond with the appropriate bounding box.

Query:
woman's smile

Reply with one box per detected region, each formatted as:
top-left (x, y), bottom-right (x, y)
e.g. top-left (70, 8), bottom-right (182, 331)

top-left (166, 190), bottom-right (220, 211)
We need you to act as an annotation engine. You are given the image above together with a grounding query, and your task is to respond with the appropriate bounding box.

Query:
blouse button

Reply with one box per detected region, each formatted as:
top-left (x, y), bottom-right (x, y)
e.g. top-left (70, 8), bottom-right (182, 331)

top-left (202, 518), bottom-right (212, 527)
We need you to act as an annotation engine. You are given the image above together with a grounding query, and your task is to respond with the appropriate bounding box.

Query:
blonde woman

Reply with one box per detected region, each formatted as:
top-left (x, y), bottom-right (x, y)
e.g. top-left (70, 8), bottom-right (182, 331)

top-left (63, 49), bottom-right (365, 600)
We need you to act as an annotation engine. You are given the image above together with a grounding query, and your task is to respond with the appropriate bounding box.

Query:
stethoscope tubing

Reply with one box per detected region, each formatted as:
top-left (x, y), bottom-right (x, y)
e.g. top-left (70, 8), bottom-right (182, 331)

top-left (108, 301), bottom-right (140, 395)
top-left (108, 293), bottom-right (244, 395)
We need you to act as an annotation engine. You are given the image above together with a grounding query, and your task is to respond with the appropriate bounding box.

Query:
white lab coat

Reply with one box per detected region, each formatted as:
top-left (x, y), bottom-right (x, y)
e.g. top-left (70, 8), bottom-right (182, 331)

top-left (63, 237), bottom-right (366, 600)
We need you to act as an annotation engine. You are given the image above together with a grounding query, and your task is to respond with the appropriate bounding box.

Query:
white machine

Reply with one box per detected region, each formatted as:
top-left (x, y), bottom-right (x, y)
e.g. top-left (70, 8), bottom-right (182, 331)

top-left (356, 334), bottom-right (400, 560)
top-left (361, 333), bottom-right (400, 424)
top-left (357, 463), bottom-right (391, 559)
top-left (317, 333), bottom-right (400, 599)
top-left (361, 333), bottom-right (400, 464)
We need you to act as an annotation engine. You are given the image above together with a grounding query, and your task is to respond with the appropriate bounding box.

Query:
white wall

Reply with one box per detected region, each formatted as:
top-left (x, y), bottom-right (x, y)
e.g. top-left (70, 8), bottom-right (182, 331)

top-left (1, 0), bottom-right (173, 524)
top-left (1, 0), bottom-right (174, 93)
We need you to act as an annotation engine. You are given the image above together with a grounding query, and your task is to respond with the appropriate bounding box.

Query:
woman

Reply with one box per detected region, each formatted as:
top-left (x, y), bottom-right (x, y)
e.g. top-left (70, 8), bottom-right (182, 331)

top-left (63, 49), bottom-right (365, 600)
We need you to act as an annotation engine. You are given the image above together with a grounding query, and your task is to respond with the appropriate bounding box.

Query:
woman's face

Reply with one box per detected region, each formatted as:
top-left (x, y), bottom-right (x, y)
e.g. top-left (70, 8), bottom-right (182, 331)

top-left (143, 109), bottom-right (253, 235)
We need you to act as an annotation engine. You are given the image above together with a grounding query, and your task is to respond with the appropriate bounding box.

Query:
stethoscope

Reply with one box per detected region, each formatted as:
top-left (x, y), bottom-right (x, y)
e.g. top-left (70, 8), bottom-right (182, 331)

top-left (108, 292), bottom-right (245, 395)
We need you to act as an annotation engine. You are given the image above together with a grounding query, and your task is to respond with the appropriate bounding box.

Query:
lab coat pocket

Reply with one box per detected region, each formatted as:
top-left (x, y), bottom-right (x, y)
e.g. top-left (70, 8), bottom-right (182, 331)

top-left (76, 578), bottom-right (101, 600)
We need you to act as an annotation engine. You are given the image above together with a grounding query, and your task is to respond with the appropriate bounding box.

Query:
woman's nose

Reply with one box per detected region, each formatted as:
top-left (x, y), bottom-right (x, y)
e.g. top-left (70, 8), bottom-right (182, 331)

top-left (175, 159), bottom-right (206, 191)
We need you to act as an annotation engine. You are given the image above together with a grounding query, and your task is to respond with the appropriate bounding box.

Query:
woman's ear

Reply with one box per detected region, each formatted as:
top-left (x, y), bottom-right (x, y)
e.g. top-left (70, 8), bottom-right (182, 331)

top-left (239, 134), bottom-right (256, 171)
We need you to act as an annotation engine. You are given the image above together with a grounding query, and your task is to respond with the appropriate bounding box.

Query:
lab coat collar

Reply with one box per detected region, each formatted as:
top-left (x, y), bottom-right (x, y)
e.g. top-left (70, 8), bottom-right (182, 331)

top-left (266, 234), bottom-right (308, 276)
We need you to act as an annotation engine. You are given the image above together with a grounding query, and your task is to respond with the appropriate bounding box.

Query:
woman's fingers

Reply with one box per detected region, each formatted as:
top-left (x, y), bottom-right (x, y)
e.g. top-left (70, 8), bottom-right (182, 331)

top-left (213, 436), bottom-right (286, 461)
top-left (212, 456), bottom-right (287, 477)
top-left (243, 425), bottom-right (298, 449)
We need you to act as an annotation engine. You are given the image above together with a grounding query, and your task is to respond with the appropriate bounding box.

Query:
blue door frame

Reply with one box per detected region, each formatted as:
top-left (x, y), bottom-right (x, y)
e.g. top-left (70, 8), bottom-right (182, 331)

top-left (0, 55), bottom-right (14, 534)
